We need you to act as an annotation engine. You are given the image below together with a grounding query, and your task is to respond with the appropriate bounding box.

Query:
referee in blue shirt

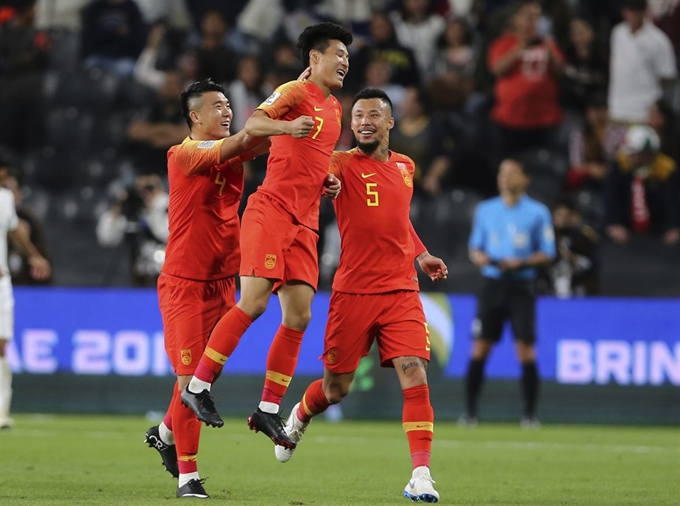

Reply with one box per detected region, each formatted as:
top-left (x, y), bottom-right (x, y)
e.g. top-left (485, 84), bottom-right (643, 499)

top-left (460, 159), bottom-right (556, 427)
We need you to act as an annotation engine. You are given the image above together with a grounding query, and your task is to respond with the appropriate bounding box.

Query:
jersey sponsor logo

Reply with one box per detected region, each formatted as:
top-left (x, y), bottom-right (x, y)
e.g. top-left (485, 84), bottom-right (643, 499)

top-left (400, 169), bottom-right (413, 187)
top-left (197, 140), bottom-right (217, 149)
top-left (361, 172), bottom-right (376, 178)
top-left (326, 348), bottom-right (337, 364)
top-left (314, 105), bottom-right (323, 111)
top-left (181, 349), bottom-right (192, 365)
top-left (264, 92), bottom-right (281, 105)
top-left (264, 254), bottom-right (277, 270)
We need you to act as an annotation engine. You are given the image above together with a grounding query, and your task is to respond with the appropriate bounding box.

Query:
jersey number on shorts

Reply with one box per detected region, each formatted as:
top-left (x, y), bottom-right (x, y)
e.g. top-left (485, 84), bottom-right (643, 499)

top-left (312, 116), bottom-right (324, 139)
top-left (424, 322), bottom-right (431, 352)
top-left (214, 172), bottom-right (226, 195)
top-left (366, 183), bottom-right (379, 207)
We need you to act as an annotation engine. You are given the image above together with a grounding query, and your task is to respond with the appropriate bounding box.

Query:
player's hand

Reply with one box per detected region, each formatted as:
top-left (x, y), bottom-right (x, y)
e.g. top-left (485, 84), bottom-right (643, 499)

top-left (607, 225), bottom-right (630, 244)
top-left (28, 255), bottom-right (51, 281)
top-left (287, 116), bottom-right (315, 138)
top-left (297, 66), bottom-right (311, 81)
top-left (418, 253), bottom-right (448, 282)
top-left (469, 250), bottom-right (491, 267)
top-left (323, 173), bottom-right (341, 199)
top-left (499, 258), bottom-right (523, 271)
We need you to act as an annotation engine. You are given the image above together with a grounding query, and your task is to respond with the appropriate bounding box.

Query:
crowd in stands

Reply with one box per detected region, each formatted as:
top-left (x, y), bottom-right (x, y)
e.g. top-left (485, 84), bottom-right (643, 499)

top-left (0, 0), bottom-right (678, 293)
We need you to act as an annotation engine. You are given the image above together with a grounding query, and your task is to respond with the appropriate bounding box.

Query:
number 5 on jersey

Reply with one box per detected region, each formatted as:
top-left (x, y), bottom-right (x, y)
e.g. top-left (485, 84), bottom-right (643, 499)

top-left (366, 182), bottom-right (379, 206)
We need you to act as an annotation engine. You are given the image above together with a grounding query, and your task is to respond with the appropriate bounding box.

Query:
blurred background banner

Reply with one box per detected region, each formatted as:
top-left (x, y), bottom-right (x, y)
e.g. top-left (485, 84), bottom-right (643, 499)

top-left (8, 287), bottom-right (679, 423)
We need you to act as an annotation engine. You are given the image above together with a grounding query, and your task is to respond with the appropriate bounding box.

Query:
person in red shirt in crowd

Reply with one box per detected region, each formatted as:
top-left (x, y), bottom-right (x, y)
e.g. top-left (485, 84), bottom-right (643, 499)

top-left (488, 0), bottom-right (564, 156)
top-left (181, 23), bottom-right (351, 448)
top-left (145, 78), bottom-right (269, 499)
top-left (272, 88), bottom-right (448, 504)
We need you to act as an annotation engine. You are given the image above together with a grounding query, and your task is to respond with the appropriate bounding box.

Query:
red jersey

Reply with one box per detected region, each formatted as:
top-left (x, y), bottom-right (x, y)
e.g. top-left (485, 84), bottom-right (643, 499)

top-left (488, 34), bottom-right (564, 129)
top-left (256, 80), bottom-right (342, 230)
top-left (163, 137), bottom-right (244, 281)
top-left (329, 149), bottom-right (425, 294)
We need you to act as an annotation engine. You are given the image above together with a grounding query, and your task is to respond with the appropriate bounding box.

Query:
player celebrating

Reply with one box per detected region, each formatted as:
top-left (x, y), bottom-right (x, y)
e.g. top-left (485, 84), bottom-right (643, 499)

top-left (146, 79), bottom-right (269, 499)
top-left (181, 23), bottom-right (352, 448)
top-left (274, 88), bottom-right (447, 504)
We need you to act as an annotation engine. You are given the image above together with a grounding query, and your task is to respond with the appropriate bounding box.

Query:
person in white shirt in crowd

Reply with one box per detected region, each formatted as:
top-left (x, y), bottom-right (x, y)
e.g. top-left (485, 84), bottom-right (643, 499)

top-left (0, 181), bottom-right (50, 429)
top-left (606, 0), bottom-right (677, 157)
top-left (97, 174), bottom-right (169, 287)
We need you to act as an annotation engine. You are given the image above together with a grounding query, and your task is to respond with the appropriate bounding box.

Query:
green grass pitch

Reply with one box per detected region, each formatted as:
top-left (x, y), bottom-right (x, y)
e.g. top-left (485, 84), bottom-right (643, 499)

top-left (0, 415), bottom-right (678, 505)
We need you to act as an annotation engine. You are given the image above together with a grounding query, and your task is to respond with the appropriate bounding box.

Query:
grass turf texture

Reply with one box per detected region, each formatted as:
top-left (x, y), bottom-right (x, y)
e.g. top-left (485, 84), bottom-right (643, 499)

top-left (0, 415), bottom-right (678, 505)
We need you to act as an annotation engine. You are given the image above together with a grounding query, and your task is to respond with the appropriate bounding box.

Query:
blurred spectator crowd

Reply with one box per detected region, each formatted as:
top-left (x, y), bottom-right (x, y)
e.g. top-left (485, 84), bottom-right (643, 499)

top-left (0, 0), bottom-right (678, 294)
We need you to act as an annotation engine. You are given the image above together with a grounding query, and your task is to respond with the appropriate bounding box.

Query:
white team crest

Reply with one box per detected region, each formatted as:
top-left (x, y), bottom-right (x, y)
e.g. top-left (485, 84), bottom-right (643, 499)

top-left (197, 140), bottom-right (216, 149)
top-left (397, 162), bottom-right (407, 170)
top-left (264, 92), bottom-right (281, 105)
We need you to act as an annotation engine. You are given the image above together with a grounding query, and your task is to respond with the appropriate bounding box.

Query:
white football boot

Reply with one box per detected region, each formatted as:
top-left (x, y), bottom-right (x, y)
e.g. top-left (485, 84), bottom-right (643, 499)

top-left (274, 402), bottom-right (309, 463)
top-left (403, 466), bottom-right (439, 503)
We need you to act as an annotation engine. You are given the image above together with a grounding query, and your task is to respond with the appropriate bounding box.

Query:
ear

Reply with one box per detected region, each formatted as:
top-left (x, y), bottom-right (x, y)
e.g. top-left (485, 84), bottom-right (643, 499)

top-left (310, 49), bottom-right (320, 65)
top-left (387, 117), bottom-right (395, 130)
top-left (189, 110), bottom-right (200, 125)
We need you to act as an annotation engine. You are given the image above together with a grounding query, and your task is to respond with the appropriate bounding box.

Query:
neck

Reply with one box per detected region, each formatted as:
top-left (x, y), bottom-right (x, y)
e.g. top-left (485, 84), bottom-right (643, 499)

top-left (308, 75), bottom-right (331, 98)
top-left (190, 129), bottom-right (223, 141)
top-left (365, 144), bottom-right (390, 162)
top-left (501, 191), bottom-right (522, 206)
top-left (630, 22), bottom-right (643, 34)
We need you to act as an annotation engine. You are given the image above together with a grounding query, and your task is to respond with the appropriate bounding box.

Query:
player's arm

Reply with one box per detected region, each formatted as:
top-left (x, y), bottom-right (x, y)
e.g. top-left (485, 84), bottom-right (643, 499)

top-left (323, 151), bottom-right (344, 200)
top-left (245, 82), bottom-right (313, 138)
top-left (468, 205), bottom-right (491, 267)
top-left (174, 131), bottom-right (266, 177)
top-left (245, 110), bottom-right (314, 139)
top-left (411, 222), bottom-right (448, 282)
top-left (8, 223), bottom-right (51, 280)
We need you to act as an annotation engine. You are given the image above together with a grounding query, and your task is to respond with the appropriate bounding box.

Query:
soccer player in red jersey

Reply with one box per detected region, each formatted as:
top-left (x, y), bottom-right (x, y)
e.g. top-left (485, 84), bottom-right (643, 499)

top-left (145, 79), bottom-right (269, 499)
top-left (181, 23), bottom-right (352, 448)
top-left (273, 88), bottom-right (447, 503)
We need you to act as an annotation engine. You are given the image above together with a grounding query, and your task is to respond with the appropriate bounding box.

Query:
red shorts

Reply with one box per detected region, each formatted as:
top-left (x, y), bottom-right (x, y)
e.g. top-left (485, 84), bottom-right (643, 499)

top-left (322, 290), bottom-right (430, 374)
top-left (239, 192), bottom-right (319, 291)
top-left (157, 273), bottom-right (236, 375)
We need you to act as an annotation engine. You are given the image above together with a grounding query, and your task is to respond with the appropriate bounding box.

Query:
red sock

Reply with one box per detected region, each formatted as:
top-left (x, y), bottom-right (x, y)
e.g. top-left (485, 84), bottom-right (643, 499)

top-left (163, 381), bottom-right (179, 431)
top-left (296, 379), bottom-right (330, 423)
top-left (194, 306), bottom-right (254, 384)
top-left (172, 386), bottom-right (202, 475)
top-left (402, 385), bottom-right (434, 469)
top-left (261, 325), bottom-right (304, 405)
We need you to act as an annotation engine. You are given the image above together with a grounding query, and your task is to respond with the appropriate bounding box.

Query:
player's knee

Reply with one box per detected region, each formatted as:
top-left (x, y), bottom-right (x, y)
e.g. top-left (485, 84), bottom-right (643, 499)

top-left (240, 298), bottom-right (268, 319)
top-left (324, 382), bottom-right (350, 404)
top-left (284, 309), bottom-right (312, 331)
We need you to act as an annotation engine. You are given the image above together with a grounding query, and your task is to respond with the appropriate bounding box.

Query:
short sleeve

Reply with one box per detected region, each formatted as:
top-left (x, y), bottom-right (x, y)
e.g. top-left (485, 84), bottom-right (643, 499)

top-left (535, 206), bottom-right (556, 258)
top-left (171, 138), bottom-right (226, 176)
top-left (468, 204), bottom-right (485, 250)
top-left (257, 81), bottom-right (308, 119)
top-left (654, 32), bottom-right (678, 79)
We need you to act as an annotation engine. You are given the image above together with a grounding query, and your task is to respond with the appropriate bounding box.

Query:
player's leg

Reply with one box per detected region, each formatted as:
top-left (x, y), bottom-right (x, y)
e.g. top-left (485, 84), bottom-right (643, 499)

top-left (274, 368), bottom-right (355, 463)
top-left (0, 278), bottom-right (14, 429)
top-left (144, 381), bottom-right (179, 478)
top-left (247, 226), bottom-right (318, 446)
top-left (378, 291), bottom-right (438, 502)
top-left (0, 338), bottom-right (12, 429)
top-left (509, 281), bottom-right (539, 427)
top-left (274, 291), bottom-right (374, 461)
top-left (461, 279), bottom-right (504, 425)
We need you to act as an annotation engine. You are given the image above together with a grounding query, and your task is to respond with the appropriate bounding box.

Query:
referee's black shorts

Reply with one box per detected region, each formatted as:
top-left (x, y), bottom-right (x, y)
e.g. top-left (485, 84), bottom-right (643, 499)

top-left (473, 277), bottom-right (536, 343)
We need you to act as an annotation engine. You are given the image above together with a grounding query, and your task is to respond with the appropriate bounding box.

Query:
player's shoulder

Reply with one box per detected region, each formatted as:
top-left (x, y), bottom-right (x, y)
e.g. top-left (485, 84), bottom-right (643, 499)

top-left (273, 80), bottom-right (307, 97)
top-left (523, 196), bottom-right (550, 215)
top-left (0, 187), bottom-right (11, 201)
top-left (391, 152), bottom-right (416, 169)
top-left (331, 149), bottom-right (355, 167)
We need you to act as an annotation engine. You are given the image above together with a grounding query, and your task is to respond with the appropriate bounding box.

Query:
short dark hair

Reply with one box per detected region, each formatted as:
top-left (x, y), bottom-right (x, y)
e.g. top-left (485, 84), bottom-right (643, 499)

top-left (504, 158), bottom-right (532, 176)
top-left (352, 88), bottom-right (393, 116)
top-left (296, 22), bottom-right (353, 68)
top-left (179, 79), bottom-right (226, 129)
top-left (622, 0), bottom-right (648, 11)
